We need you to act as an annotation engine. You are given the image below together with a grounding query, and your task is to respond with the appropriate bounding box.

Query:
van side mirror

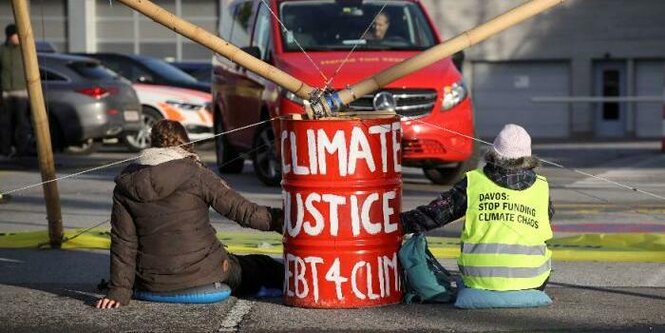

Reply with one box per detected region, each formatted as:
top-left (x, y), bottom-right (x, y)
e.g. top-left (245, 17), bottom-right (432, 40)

top-left (452, 51), bottom-right (465, 73)
top-left (240, 46), bottom-right (262, 60)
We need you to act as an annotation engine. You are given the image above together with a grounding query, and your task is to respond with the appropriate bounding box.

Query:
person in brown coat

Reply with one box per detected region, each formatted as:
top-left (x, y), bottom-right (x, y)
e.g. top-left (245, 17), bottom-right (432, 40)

top-left (96, 120), bottom-right (284, 309)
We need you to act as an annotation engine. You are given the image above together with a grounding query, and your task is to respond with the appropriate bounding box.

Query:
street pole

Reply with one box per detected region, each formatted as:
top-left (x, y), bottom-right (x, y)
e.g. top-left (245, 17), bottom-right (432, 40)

top-left (11, 0), bottom-right (64, 248)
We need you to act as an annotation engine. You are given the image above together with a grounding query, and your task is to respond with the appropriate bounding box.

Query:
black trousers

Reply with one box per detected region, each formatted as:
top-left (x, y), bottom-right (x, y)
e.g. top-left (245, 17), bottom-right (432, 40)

top-left (0, 91), bottom-right (31, 156)
top-left (226, 254), bottom-right (284, 296)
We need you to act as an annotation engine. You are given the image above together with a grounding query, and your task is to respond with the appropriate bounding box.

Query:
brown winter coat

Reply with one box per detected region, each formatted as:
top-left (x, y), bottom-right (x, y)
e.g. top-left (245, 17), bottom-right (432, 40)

top-left (107, 148), bottom-right (282, 305)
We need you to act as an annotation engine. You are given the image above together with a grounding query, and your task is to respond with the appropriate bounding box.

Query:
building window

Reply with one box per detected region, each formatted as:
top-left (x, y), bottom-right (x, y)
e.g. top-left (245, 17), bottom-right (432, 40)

top-left (95, 0), bottom-right (218, 61)
top-left (0, 0), bottom-right (67, 52)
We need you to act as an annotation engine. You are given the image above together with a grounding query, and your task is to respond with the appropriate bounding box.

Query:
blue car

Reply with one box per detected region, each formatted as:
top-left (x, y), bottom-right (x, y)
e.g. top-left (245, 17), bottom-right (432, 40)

top-left (75, 53), bottom-right (210, 93)
top-left (170, 61), bottom-right (212, 84)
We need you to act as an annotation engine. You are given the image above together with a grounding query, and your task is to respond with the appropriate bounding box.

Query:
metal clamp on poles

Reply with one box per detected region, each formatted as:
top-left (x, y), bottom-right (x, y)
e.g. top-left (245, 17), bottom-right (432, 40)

top-left (324, 91), bottom-right (344, 114)
top-left (307, 88), bottom-right (327, 119)
top-left (307, 89), bottom-right (346, 119)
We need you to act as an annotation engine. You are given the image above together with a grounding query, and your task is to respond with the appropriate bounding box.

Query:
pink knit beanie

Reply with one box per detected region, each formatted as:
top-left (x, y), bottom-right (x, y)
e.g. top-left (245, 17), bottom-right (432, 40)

top-left (492, 124), bottom-right (532, 159)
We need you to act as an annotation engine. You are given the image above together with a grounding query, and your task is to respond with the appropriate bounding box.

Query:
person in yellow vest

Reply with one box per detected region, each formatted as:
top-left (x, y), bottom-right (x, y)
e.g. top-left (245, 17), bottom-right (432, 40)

top-left (400, 124), bottom-right (554, 291)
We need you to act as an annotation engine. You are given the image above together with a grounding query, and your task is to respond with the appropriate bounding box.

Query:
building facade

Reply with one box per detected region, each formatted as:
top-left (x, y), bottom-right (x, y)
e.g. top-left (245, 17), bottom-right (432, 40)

top-left (425, 0), bottom-right (665, 139)
top-left (0, 0), bottom-right (218, 61)
top-left (1, 0), bottom-right (664, 139)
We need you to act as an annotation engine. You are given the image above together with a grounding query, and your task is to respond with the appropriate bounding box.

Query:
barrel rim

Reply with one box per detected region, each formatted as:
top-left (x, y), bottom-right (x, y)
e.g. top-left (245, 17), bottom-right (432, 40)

top-left (281, 114), bottom-right (400, 122)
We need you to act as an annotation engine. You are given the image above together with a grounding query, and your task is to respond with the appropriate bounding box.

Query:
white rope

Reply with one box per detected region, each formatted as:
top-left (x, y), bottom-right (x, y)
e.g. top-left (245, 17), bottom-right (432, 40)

top-left (324, 2), bottom-right (390, 90)
top-left (257, 0), bottom-right (329, 85)
top-left (0, 117), bottom-right (278, 196)
top-left (51, 128), bottom-right (282, 245)
top-left (410, 118), bottom-right (665, 202)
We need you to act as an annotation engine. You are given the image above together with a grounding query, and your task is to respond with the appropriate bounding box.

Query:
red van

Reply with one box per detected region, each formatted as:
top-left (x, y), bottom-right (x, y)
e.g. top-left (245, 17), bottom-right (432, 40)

top-left (213, 0), bottom-right (475, 186)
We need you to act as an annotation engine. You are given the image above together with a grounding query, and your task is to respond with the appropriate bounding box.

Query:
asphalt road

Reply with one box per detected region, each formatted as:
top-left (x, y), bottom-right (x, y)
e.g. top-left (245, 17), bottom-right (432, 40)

top-left (1, 140), bottom-right (663, 235)
top-left (0, 249), bottom-right (664, 332)
top-left (0, 140), bottom-right (664, 332)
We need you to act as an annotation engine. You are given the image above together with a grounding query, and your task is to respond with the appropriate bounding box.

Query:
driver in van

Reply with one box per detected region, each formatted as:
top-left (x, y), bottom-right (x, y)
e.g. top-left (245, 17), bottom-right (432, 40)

top-left (365, 12), bottom-right (390, 41)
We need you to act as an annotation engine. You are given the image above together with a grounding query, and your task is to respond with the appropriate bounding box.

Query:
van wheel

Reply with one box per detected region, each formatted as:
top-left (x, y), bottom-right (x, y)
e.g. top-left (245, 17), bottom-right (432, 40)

top-left (123, 106), bottom-right (161, 152)
top-left (215, 112), bottom-right (244, 174)
top-left (423, 143), bottom-right (480, 185)
top-left (252, 122), bottom-right (281, 186)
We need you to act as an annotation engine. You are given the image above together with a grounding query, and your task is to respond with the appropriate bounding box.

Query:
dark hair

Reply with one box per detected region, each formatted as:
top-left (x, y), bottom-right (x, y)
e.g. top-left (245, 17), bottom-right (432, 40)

top-left (5, 24), bottom-right (17, 38)
top-left (150, 119), bottom-right (194, 153)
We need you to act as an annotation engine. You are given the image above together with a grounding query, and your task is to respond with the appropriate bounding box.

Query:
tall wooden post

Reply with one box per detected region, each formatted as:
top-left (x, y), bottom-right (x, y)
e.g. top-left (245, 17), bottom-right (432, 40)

top-left (11, 0), bottom-right (63, 248)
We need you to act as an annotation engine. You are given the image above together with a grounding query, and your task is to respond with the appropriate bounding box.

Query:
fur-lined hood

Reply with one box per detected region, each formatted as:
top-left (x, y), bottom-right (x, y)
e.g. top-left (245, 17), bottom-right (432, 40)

top-left (136, 147), bottom-right (199, 166)
top-left (484, 150), bottom-right (540, 170)
top-left (483, 150), bottom-right (541, 190)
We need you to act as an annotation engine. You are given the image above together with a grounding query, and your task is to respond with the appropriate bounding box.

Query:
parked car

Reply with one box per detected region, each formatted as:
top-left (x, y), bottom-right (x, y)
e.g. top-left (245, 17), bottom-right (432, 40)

top-left (75, 53), bottom-right (210, 93)
top-left (123, 83), bottom-right (214, 151)
top-left (170, 61), bottom-right (213, 83)
top-left (213, 0), bottom-right (475, 185)
top-left (38, 53), bottom-right (142, 154)
top-left (36, 40), bottom-right (57, 53)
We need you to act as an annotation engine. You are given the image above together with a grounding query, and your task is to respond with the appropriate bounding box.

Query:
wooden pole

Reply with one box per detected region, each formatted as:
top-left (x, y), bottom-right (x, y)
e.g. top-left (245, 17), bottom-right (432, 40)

top-left (11, 0), bottom-right (63, 248)
top-left (335, 0), bottom-right (565, 107)
top-left (115, 0), bottom-right (316, 100)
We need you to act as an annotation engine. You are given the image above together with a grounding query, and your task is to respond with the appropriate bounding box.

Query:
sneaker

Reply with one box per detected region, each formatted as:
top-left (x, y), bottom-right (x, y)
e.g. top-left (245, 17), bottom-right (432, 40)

top-left (0, 194), bottom-right (11, 204)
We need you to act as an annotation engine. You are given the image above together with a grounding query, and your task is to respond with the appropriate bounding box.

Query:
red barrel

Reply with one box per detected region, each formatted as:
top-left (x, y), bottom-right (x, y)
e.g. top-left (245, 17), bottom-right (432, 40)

top-left (280, 115), bottom-right (403, 308)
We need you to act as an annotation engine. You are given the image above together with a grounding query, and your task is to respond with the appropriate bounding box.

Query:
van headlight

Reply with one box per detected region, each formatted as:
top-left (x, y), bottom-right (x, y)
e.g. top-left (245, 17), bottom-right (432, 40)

top-left (442, 81), bottom-right (467, 111)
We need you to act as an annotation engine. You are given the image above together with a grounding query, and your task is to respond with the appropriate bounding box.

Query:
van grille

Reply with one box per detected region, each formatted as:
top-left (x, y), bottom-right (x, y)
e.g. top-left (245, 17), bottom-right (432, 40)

top-left (348, 89), bottom-right (438, 118)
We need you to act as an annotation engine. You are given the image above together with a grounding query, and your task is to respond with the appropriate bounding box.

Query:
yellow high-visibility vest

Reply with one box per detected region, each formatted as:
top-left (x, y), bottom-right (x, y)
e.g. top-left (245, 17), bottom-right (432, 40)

top-left (458, 169), bottom-right (552, 291)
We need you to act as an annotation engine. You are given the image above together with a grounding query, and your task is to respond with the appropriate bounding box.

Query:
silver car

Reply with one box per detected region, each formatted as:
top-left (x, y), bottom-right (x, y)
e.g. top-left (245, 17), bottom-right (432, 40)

top-left (38, 53), bottom-right (141, 154)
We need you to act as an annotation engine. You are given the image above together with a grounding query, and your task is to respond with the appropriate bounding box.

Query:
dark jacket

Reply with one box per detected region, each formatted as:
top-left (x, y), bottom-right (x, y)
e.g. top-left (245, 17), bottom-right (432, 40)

top-left (0, 43), bottom-right (26, 91)
top-left (401, 163), bottom-right (554, 234)
top-left (107, 148), bottom-right (282, 305)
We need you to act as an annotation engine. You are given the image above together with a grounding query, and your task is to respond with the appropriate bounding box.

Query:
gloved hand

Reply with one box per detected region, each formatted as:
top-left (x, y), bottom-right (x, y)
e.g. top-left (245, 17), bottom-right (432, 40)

top-left (269, 207), bottom-right (284, 234)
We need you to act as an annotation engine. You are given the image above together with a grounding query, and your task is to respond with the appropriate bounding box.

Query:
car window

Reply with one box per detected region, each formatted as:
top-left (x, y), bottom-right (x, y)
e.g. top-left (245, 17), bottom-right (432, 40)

top-left (96, 58), bottom-right (129, 78)
top-left (140, 57), bottom-right (198, 83)
top-left (39, 68), bottom-right (67, 82)
top-left (128, 63), bottom-right (153, 82)
top-left (252, 2), bottom-right (271, 60)
top-left (183, 66), bottom-right (212, 83)
top-left (229, 0), bottom-right (253, 48)
top-left (97, 58), bottom-right (150, 82)
top-left (68, 62), bottom-right (118, 80)
top-left (279, 0), bottom-right (436, 51)
top-left (36, 41), bottom-right (57, 53)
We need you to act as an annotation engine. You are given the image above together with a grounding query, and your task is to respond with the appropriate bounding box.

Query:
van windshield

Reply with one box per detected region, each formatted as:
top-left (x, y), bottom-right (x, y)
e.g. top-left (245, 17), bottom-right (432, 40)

top-left (279, 0), bottom-right (437, 52)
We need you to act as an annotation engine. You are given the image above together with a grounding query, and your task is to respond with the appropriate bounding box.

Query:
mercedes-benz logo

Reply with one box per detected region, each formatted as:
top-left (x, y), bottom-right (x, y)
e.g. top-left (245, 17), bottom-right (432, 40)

top-left (372, 91), bottom-right (396, 112)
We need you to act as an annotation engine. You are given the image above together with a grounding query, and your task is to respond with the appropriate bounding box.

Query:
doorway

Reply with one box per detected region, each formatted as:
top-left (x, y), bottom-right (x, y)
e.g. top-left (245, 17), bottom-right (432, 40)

top-left (594, 61), bottom-right (627, 137)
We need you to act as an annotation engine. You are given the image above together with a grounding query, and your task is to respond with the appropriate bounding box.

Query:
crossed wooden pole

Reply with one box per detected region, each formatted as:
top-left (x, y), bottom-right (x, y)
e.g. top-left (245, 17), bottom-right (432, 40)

top-left (10, 0), bottom-right (564, 248)
top-left (117, 0), bottom-right (565, 117)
